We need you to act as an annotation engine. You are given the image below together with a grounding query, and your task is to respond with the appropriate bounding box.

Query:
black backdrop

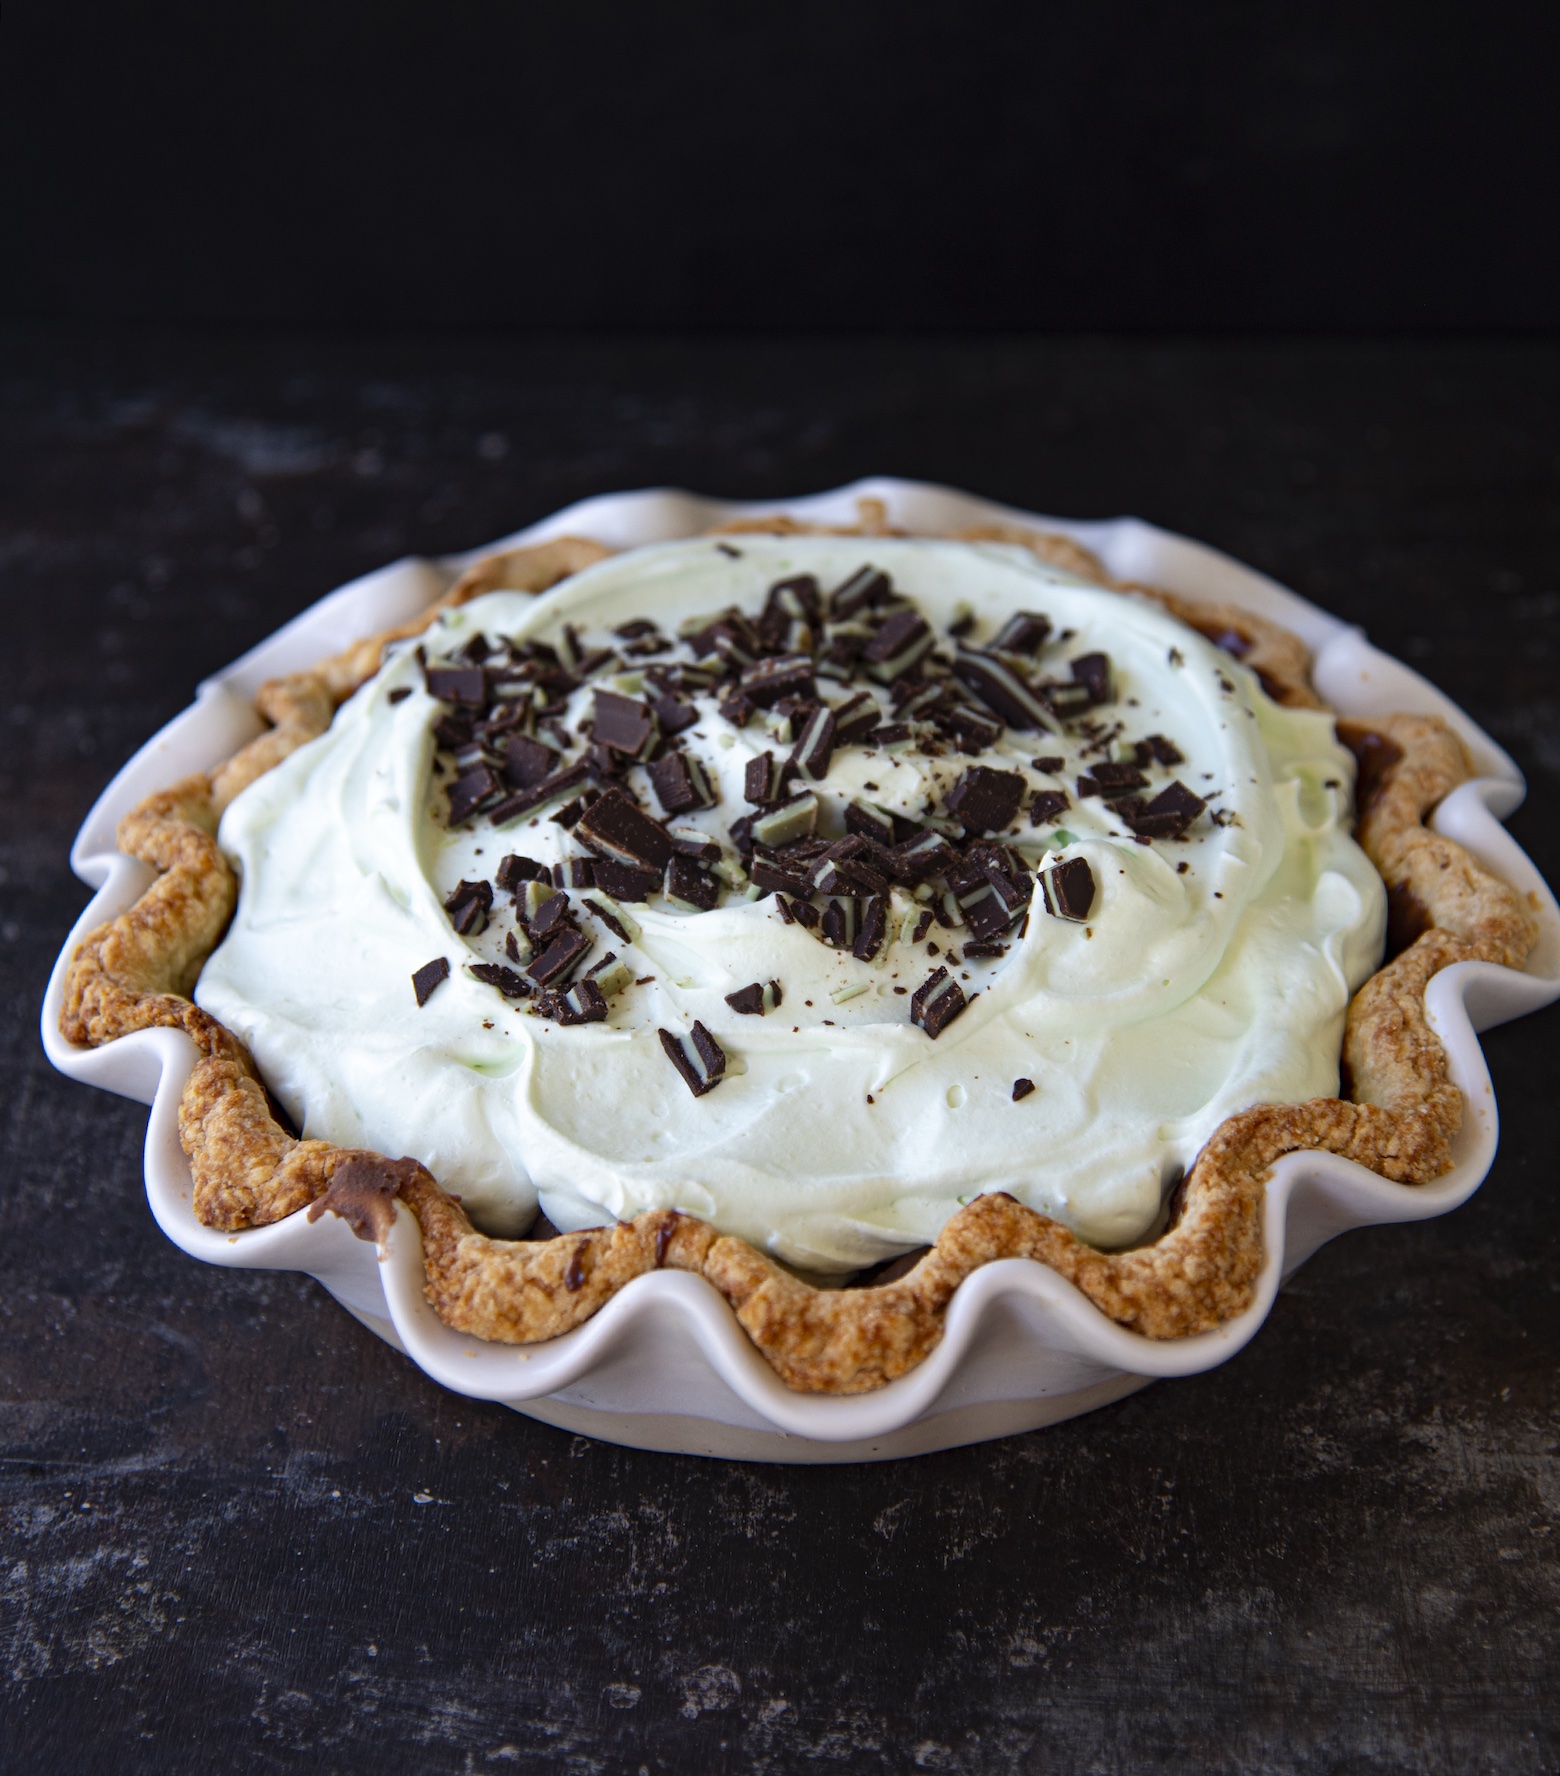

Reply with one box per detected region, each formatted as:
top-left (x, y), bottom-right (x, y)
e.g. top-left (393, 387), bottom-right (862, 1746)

top-left (5, 0), bottom-right (1559, 334)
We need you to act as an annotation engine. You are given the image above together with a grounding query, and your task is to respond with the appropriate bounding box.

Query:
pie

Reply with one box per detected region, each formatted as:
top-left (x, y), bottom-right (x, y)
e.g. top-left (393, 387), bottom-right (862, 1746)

top-left (60, 501), bottom-right (1539, 1394)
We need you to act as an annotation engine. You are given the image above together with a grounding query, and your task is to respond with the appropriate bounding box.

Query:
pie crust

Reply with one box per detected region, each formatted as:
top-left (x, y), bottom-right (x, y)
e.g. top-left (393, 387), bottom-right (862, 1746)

top-left (60, 505), bottom-right (1539, 1395)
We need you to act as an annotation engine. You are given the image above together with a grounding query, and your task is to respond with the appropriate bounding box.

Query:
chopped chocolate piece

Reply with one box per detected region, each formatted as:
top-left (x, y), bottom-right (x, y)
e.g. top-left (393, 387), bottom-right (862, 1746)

top-left (745, 750), bottom-right (781, 805)
top-left (871, 722), bottom-right (912, 748)
top-left (828, 565), bottom-right (892, 619)
top-left (725, 979), bottom-right (783, 1016)
top-left (555, 977), bottom-right (609, 1024)
top-left (940, 705), bottom-right (1005, 752)
top-left (766, 573), bottom-right (822, 624)
top-left (443, 877), bottom-right (494, 936)
top-left (956, 881), bottom-right (1017, 941)
top-left (911, 908), bottom-right (935, 944)
top-left (648, 749), bottom-right (716, 817)
top-left (591, 859), bottom-right (661, 902)
top-left (1012, 1077), bottom-right (1036, 1101)
top-left (947, 611), bottom-right (976, 640)
top-left (739, 653), bottom-right (815, 707)
top-left (387, 685), bottom-right (412, 704)
top-left (666, 855), bottom-right (720, 910)
top-left (468, 962), bottom-right (531, 999)
top-left (432, 710), bottom-right (475, 751)
top-left (1036, 678), bottom-right (1094, 719)
top-left (1077, 762), bottom-right (1149, 797)
top-left (412, 957), bottom-right (451, 1006)
top-left (781, 896), bottom-right (821, 930)
top-left (501, 734), bottom-right (557, 789)
top-left (1111, 780), bottom-right (1208, 839)
top-left (1040, 856), bottom-right (1096, 921)
top-left (424, 664), bottom-right (487, 707)
top-left (831, 690), bottom-right (881, 745)
top-left (669, 830), bottom-right (722, 863)
top-left (652, 693), bottom-right (699, 735)
top-left (575, 787), bottom-right (674, 873)
top-left (1029, 788), bottom-right (1071, 825)
top-left (790, 704), bottom-right (837, 782)
top-left (489, 761), bottom-right (592, 826)
top-left (892, 677), bottom-right (945, 719)
top-left (892, 828), bottom-right (957, 884)
top-left (526, 925), bottom-right (593, 989)
top-left (862, 609), bottom-right (934, 682)
top-left (749, 855), bottom-right (814, 897)
top-left (809, 835), bottom-right (890, 897)
top-left (1070, 652), bottom-right (1114, 704)
top-left (1031, 756), bottom-right (1066, 773)
top-left (852, 895), bottom-right (888, 961)
top-left (964, 940), bottom-right (1009, 958)
top-left (750, 793), bottom-right (819, 848)
top-left (845, 800), bottom-right (896, 847)
top-left (457, 633), bottom-right (492, 665)
top-left (718, 690), bottom-right (755, 728)
top-left (820, 896), bottom-right (859, 950)
top-left (727, 813), bottom-right (756, 857)
top-left (992, 611), bottom-right (1053, 655)
top-left (581, 897), bottom-right (633, 943)
top-left (946, 765), bottom-right (1025, 833)
top-left (551, 795), bottom-right (591, 829)
top-left (659, 1022), bottom-right (727, 1097)
top-left (592, 690), bottom-right (658, 758)
top-left (528, 889), bottom-right (575, 939)
top-left (952, 652), bottom-right (1055, 731)
top-left (613, 618), bottom-right (657, 640)
top-left (910, 966), bottom-right (967, 1038)
top-left (496, 852), bottom-right (546, 891)
top-left (505, 929), bottom-right (530, 965)
top-left (1136, 733), bottom-right (1185, 766)
top-left (552, 858), bottom-right (596, 889)
top-left (446, 762), bottom-right (502, 825)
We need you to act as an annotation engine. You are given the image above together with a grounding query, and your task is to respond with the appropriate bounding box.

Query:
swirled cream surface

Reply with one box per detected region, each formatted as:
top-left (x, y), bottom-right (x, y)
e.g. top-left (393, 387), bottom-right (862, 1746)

top-left (198, 537), bottom-right (1385, 1267)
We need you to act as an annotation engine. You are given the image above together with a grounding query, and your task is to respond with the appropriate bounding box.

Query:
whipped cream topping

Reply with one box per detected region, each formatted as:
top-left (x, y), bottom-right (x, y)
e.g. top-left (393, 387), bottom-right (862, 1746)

top-left (197, 537), bottom-right (1385, 1268)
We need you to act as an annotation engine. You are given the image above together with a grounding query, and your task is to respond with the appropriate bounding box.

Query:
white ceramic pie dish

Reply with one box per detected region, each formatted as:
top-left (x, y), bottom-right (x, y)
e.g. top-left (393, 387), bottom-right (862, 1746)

top-left (41, 478), bottom-right (1560, 1462)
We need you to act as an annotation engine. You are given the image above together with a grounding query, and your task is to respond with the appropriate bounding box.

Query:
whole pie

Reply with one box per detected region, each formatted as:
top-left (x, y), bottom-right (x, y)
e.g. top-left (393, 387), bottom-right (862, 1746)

top-left (60, 501), bottom-right (1539, 1394)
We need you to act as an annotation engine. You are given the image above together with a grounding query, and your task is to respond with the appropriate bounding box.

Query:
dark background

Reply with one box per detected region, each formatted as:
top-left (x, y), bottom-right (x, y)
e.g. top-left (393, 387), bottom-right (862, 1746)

top-left (3, 7), bottom-right (1559, 1775)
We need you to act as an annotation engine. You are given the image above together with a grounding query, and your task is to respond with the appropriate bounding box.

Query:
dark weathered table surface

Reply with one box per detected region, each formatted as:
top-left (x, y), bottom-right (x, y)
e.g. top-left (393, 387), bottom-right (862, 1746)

top-left (3, 328), bottom-right (1557, 1775)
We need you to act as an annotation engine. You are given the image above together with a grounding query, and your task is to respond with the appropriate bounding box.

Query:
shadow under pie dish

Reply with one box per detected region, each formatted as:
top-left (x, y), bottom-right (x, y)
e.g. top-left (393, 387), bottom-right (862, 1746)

top-left (44, 481), bottom-right (1560, 1461)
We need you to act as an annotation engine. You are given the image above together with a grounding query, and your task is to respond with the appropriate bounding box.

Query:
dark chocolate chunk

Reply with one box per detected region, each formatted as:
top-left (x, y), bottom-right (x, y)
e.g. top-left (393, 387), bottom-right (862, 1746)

top-left (592, 690), bottom-right (658, 758)
top-left (468, 962), bottom-right (531, 999)
top-left (745, 750), bottom-right (781, 805)
top-left (575, 787), bottom-right (674, 872)
top-left (940, 705), bottom-right (1004, 752)
top-left (1077, 762), bottom-right (1149, 797)
top-left (443, 877), bottom-right (494, 936)
top-left (526, 925), bottom-right (593, 989)
top-left (952, 652), bottom-right (1054, 730)
top-left (911, 908), bottom-right (935, 944)
top-left (766, 573), bottom-right (822, 624)
top-left (669, 831), bottom-right (722, 862)
top-left (831, 690), bottom-right (881, 745)
top-left (749, 855), bottom-right (813, 897)
top-left (1031, 755), bottom-right (1065, 773)
top-left (659, 1022), bottom-right (727, 1096)
top-left (555, 977), bottom-right (609, 1024)
top-left (647, 749), bottom-right (716, 817)
top-left (550, 795), bottom-right (590, 829)
top-left (432, 710), bottom-right (475, 751)
top-left (496, 853), bottom-right (546, 891)
top-left (501, 734), bottom-right (557, 789)
top-left (1137, 733), bottom-right (1185, 766)
top-left (1070, 652), bottom-right (1114, 704)
top-left (946, 765), bottom-right (1025, 832)
top-left (613, 618), bottom-right (658, 640)
top-left (820, 896), bottom-right (859, 949)
top-left (412, 957), bottom-right (451, 1006)
top-left (488, 761), bottom-right (591, 826)
top-left (780, 896), bottom-right (820, 930)
top-left (1012, 1077), bottom-right (1036, 1101)
top-left (844, 800), bottom-right (896, 847)
top-left (591, 859), bottom-right (661, 902)
top-left (1039, 856), bottom-right (1096, 921)
top-left (828, 565), bottom-right (892, 618)
top-left (666, 855), bottom-right (720, 910)
top-left (725, 979), bottom-right (783, 1016)
top-left (424, 664), bottom-right (487, 707)
top-left (789, 704), bottom-right (837, 782)
top-left (446, 762), bottom-right (502, 825)
top-left (581, 897), bottom-right (633, 943)
top-left (388, 685), bottom-right (412, 704)
top-left (739, 653), bottom-right (815, 707)
top-left (718, 690), bottom-right (755, 728)
top-left (1028, 788), bottom-right (1071, 825)
top-left (852, 894), bottom-right (888, 961)
top-left (963, 940), bottom-right (1009, 958)
top-left (891, 828), bottom-right (957, 884)
top-left (910, 966), bottom-right (967, 1038)
top-left (1111, 780), bottom-right (1208, 839)
top-left (862, 609), bottom-right (934, 681)
top-left (552, 858), bottom-right (596, 890)
top-left (1036, 679), bottom-right (1094, 719)
top-left (652, 693), bottom-right (699, 735)
top-left (528, 890), bottom-right (575, 939)
top-left (992, 611), bottom-right (1052, 656)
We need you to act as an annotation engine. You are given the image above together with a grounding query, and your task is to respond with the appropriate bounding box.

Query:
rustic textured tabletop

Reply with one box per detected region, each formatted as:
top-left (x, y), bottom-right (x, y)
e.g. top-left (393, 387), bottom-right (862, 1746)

top-left (3, 328), bottom-right (1557, 1774)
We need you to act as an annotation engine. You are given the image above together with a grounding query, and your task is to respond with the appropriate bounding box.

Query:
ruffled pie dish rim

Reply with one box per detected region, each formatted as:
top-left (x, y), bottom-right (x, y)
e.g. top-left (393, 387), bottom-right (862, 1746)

top-left (41, 479), bottom-right (1560, 1460)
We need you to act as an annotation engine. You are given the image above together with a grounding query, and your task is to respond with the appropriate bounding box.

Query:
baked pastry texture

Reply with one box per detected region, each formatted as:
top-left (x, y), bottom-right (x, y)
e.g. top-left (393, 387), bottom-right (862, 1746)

top-left (60, 505), bottom-right (1539, 1394)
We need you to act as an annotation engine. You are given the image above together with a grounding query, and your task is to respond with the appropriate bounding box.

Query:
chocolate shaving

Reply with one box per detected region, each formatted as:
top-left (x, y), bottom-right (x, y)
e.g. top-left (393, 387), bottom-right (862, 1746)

top-left (412, 957), bottom-right (450, 1006)
top-left (387, 685), bottom-right (412, 705)
top-left (308, 1153), bottom-right (421, 1245)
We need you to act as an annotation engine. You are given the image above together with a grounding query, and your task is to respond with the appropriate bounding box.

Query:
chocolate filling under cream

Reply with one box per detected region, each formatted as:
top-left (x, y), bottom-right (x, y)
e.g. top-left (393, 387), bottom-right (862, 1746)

top-left (197, 536), bottom-right (1386, 1267)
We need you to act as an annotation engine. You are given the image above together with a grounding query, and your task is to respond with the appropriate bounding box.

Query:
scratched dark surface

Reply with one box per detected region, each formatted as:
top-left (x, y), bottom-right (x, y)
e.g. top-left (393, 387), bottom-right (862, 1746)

top-left (2, 329), bottom-right (1557, 1775)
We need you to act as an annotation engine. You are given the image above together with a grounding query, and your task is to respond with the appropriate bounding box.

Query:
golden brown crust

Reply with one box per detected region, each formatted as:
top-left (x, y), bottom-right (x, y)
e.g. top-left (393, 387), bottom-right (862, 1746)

top-left (58, 517), bottom-right (1540, 1393)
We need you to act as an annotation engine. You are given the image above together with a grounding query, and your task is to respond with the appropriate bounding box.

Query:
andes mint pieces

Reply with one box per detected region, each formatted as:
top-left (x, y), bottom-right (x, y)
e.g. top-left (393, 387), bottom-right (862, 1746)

top-left (1137, 733), bottom-right (1185, 766)
top-left (1040, 856), bottom-right (1096, 921)
top-left (501, 734), bottom-right (557, 789)
top-left (1077, 761), bottom-right (1148, 797)
top-left (659, 1022), bottom-right (727, 1096)
top-left (467, 962), bottom-right (531, 999)
top-left (852, 894), bottom-right (888, 961)
top-left (591, 859), bottom-right (661, 902)
top-left (718, 690), bottom-right (756, 728)
top-left (665, 855), bottom-right (720, 911)
top-left (1012, 1078), bottom-right (1036, 1101)
top-left (443, 878), bottom-right (494, 936)
top-left (1111, 780), bottom-right (1207, 839)
top-left (592, 690), bottom-right (658, 759)
top-left (745, 750), bottom-right (784, 805)
top-left (1028, 788), bottom-right (1071, 825)
top-left (946, 765), bottom-right (1025, 833)
top-left (652, 693), bottom-right (699, 735)
top-left (891, 828), bottom-right (956, 884)
top-left (412, 957), bottom-right (451, 1006)
top-left (1071, 652), bottom-right (1113, 704)
top-left (424, 664), bottom-right (487, 707)
top-left (910, 966), bottom-right (967, 1038)
top-left (554, 977), bottom-right (609, 1024)
top-left (739, 653), bottom-right (815, 707)
top-left (789, 704), bottom-right (837, 783)
top-left (820, 896), bottom-right (859, 949)
top-left (725, 979), bottom-right (783, 1016)
top-left (831, 690), bottom-right (881, 745)
top-left (446, 763), bottom-right (501, 825)
top-left (526, 925), bottom-right (594, 989)
top-left (952, 652), bottom-right (1055, 731)
top-left (862, 610), bottom-right (934, 682)
top-left (647, 749), bottom-right (716, 816)
top-left (575, 787), bottom-right (674, 872)
top-left (528, 890), bottom-right (575, 939)
top-left (992, 611), bottom-right (1052, 655)
top-left (750, 793), bottom-right (819, 848)
top-left (844, 800), bottom-right (895, 847)
top-left (495, 853), bottom-right (546, 891)
top-left (828, 565), bottom-right (892, 618)
top-left (489, 761), bottom-right (591, 827)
